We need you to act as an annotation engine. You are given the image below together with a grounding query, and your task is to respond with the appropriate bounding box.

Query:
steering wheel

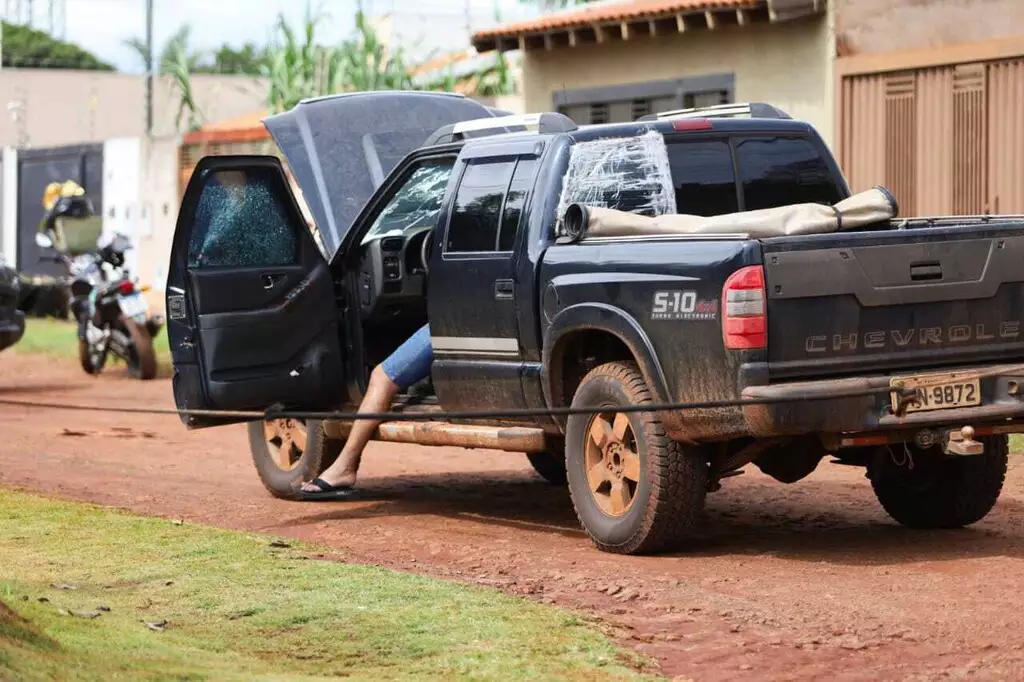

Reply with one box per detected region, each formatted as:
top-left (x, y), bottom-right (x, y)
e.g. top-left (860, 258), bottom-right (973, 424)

top-left (420, 227), bottom-right (434, 276)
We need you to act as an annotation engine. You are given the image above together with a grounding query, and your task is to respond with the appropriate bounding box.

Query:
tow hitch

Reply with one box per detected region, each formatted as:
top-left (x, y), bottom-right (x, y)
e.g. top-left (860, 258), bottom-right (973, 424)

top-left (944, 425), bottom-right (984, 456)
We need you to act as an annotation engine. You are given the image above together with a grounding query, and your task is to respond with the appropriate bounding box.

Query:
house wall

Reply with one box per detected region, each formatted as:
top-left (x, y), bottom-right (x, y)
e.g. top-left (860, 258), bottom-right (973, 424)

top-left (835, 0), bottom-right (1024, 56)
top-left (0, 69), bottom-right (267, 149)
top-left (520, 15), bottom-right (835, 146)
top-left (833, 1), bottom-right (1024, 216)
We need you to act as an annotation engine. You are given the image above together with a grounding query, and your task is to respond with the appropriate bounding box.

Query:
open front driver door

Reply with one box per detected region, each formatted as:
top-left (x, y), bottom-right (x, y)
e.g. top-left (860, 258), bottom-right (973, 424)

top-left (166, 155), bottom-right (346, 429)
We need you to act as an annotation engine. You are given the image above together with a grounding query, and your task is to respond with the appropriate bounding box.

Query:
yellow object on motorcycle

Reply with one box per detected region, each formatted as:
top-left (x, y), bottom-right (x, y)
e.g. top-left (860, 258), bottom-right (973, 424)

top-left (41, 179), bottom-right (85, 210)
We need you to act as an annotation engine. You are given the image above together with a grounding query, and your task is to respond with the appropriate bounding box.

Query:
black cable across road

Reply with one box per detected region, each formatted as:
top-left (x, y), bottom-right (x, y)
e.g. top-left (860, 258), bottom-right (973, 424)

top-left (0, 384), bottom-right (942, 422)
top-left (2, 364), bottom-right (1019, 422)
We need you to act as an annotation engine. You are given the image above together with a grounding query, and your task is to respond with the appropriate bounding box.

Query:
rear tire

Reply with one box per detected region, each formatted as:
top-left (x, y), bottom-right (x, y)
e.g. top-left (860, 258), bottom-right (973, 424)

top-left (565, 361), bottom-right (708, 555)
top-left (249, 419), bottom-right (344, 499)
top-left (526, 449), bottom-right (568, 486)
top-left (123, 318), bottom-right (157, 380)
top-left (869, 436), bottom-right (1008, 529)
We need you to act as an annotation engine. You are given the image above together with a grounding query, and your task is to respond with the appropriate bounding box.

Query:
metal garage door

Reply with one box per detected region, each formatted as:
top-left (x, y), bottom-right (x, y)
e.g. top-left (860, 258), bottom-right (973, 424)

top-left (838, 56), bottom-right (1024, 217)
top-left (17, 144), bottom-right (103, 276)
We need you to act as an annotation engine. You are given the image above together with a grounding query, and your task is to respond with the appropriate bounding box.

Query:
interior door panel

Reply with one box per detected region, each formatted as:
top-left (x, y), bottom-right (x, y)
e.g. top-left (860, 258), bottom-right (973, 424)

top-left (167, 155), bottom-right (346, 427)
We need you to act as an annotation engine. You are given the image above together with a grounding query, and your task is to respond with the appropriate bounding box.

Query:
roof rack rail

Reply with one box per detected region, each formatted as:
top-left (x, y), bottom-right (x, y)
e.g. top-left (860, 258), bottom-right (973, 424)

top-left (637, 102), bottom-right (793, 122)
top-left (424, 112), bottom-right (578, 146)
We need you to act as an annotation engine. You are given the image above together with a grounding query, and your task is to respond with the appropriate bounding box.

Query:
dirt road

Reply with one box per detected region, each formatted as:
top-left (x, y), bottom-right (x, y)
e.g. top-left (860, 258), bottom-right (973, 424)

top-left (3, 353), bottom-right (1024, 680)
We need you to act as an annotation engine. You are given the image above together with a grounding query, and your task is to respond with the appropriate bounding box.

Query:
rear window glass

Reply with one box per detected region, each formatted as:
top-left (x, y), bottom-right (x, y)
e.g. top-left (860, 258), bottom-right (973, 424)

top-left (735, 136), bottom-right (842, 210)
top-left (188, 168), bottom-right (298, 269)
top-left (446, 160), bottom-right (516, 253)
top-left (498, 158), bottom-right (538, 251)
top-left (666, 139), bottom-right (739, 216)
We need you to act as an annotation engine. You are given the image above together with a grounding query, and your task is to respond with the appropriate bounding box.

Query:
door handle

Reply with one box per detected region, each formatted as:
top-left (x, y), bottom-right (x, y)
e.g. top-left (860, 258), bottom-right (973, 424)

top-left (494, 279), bottom-right (514, 300)
top-left (910, 261), bottom-right (942, 281)
top-left (262, 273), bottom-right (285, 289)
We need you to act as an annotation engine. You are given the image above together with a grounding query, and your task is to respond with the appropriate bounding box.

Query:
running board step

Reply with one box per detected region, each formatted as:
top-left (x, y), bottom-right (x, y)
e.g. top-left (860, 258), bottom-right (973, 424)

top-left (376, 419), bottom-right (548, 450)
top-left (373, 421), bottom-right (548, 452)
top-left (322, 412), bottom-right (549, 452)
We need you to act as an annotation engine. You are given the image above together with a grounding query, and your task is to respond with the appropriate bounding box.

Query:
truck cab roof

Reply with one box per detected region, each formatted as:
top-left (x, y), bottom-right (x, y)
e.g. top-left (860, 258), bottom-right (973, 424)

top-left (422, 102), bottom-right (820, 160)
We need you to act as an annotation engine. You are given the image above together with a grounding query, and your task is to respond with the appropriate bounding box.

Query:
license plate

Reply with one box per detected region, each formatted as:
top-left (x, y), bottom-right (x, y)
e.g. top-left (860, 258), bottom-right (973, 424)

top-left (118, 293), bottom-right (148, 319)
top-left (889, 372), bottom-right (981, 414)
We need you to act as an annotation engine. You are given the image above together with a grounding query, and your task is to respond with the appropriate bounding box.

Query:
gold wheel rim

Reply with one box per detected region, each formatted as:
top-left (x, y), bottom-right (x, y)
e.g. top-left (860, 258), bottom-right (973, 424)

top-left (583, 411), bottom-right (641, 517)
top-left (262, 419), bottom-right (308, 472)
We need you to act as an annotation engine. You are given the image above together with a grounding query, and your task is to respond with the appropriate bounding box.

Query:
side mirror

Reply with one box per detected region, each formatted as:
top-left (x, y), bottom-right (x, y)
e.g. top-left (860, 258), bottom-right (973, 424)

top-left (35, 232), bottom-right (53, 249)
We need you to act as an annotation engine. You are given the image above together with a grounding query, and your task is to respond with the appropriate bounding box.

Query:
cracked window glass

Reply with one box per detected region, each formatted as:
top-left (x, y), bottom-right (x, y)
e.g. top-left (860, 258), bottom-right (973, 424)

top-left (188, 168), bottom-right (298, 269)
top-left (362, 161), bottom-right (455, 245)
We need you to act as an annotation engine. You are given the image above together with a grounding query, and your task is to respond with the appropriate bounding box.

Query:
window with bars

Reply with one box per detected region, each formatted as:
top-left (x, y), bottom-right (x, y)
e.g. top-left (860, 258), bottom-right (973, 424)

top-left (683, 90), bottom-right (731, 109)
top-left (631, 99), bottom-right (652, 120)
top-left (553, 74), bottom-right (735, 125)
top-left (589, 103), bottom-right (610, 124)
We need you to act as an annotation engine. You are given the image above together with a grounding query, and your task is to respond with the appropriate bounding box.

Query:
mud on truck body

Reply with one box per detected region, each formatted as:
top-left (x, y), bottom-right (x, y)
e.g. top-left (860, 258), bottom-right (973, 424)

top-left (166, 92), bottom-right (1024, 555)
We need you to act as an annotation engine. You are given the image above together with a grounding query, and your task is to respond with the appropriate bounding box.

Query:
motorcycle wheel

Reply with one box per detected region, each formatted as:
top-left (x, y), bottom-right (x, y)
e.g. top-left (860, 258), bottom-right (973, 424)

top-left (123, 318), bottom-right (158, 380)
top-left (78, 319), bottom-right (106, 375)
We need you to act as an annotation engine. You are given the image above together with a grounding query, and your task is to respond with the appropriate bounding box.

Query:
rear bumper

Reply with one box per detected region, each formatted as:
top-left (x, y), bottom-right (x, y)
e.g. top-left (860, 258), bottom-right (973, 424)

top-left (0, 309), bottom-right (26, 352)
top-left (740, 362), bottom-right (1024, 437)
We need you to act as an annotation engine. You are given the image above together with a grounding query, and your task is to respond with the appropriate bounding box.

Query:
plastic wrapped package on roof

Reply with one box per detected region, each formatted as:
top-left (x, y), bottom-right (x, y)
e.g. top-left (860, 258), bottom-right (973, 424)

top-left (554, 130), bottom-right (675, 236)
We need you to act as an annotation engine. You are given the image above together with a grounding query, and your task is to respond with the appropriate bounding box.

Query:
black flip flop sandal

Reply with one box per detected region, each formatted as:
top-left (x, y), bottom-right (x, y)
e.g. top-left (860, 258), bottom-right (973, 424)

top-left (293, 478), bottom-right (356, 501)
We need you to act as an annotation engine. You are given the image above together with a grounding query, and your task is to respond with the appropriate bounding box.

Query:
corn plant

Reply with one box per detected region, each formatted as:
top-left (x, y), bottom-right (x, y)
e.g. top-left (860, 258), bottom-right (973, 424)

top-left (125, 25), bottom-right (206, 131)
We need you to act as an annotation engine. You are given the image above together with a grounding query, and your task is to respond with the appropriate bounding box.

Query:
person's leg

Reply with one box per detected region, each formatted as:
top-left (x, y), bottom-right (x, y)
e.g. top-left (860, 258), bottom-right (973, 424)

top-left (300, 324), bottom-right (432, 493)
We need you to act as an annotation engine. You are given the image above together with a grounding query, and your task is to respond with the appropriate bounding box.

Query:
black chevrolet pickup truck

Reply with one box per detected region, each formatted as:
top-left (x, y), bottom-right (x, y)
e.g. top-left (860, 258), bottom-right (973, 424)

top-left (167, 92), bottom-right (1024, 554)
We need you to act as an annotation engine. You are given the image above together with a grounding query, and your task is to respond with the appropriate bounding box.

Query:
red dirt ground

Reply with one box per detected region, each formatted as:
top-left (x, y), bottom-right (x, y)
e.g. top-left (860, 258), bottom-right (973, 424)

top-left (3, 352), bottom-right (1024, 681)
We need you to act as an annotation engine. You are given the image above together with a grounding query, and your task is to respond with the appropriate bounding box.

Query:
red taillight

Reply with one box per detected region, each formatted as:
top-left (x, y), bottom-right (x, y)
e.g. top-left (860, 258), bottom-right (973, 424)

top-left (671, 118), bottom-right (713, 131)
top-left (118, 280), bottom-right (135, 295)
top-left (722, 265), bottom-right (767, 350)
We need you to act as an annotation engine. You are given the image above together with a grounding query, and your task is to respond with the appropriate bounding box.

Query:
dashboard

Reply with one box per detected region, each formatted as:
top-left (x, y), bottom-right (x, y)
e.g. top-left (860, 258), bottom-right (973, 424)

top-left (356, 226), bottom-right (432, 320)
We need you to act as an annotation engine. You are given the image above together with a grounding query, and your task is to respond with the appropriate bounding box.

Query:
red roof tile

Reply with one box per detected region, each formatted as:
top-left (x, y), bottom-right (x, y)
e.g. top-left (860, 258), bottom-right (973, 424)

top-left (473, 0), bottom-right (761, 43)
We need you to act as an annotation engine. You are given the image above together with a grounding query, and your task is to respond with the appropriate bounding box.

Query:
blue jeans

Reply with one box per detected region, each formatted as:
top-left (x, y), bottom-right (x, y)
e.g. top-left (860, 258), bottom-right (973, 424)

top-left (380, 324), bottom-right (433, 390)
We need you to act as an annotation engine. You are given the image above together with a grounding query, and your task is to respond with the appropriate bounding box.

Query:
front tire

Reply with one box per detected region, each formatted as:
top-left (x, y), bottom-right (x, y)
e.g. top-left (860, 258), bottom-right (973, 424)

top-left (869, 436), bottom-right (1008, 529)
top-left (565, 361), bottom-right (708, 555)
top-left (249, 419), bottom-right (344, 499)
top-left (77, 319), bottom-right (105, 375)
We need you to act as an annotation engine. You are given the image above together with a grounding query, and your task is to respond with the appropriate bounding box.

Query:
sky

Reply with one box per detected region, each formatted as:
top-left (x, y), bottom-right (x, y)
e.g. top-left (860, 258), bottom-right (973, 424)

top-left (5, 0), bottom-right (541, 72)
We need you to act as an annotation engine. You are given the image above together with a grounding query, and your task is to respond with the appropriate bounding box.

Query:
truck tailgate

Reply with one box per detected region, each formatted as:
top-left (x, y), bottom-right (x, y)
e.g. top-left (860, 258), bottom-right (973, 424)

top-left (761, 221), bottom-right (1024, 380)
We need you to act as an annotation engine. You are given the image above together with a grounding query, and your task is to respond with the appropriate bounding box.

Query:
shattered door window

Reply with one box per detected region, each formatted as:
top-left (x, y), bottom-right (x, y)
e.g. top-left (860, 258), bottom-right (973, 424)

top-left (188, 168), bottom-right (298, 269)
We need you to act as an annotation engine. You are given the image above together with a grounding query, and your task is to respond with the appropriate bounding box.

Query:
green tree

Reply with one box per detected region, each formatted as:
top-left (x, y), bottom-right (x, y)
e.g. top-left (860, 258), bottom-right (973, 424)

top-left (125, 25), bottom-right (204, 131)
top-left (337, 10), bottom-right (415, 93)
top-left (1, 21), bottom-right (113, 70)
top-left (263, 5), bottom-right (345, 114)
top-left (263, 5), bottom-right (418, 114)
top-left (198, 43), bottom-right (268, 75)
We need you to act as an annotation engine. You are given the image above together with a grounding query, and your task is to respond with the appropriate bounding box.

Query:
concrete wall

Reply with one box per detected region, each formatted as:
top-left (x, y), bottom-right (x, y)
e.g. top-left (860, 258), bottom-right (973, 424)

top-left (1, 147), bottom-right (15, 263)
top-left (835, 0), bottom-right (1024, 56)
top-left (137, 135), bottom-right (180, 305)
top-left (0, 69), bottom-right (266, 150)
top-left (520, 15), bottom-right (835, 146)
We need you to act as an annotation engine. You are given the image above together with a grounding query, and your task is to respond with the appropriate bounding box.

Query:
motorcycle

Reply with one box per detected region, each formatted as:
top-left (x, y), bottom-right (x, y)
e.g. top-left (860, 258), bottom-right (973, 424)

top-left (34, 187), bottom-right (164, 380)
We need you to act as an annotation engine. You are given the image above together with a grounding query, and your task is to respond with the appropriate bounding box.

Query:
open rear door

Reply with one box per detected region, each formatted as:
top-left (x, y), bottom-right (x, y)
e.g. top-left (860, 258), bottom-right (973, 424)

top-left (166, 155), bottom-right (346, 428)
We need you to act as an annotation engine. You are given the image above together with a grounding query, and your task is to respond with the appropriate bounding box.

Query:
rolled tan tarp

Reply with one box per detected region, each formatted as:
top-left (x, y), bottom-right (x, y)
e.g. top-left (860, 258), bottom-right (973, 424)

top-left (560, 185), bottom-right (899, 243)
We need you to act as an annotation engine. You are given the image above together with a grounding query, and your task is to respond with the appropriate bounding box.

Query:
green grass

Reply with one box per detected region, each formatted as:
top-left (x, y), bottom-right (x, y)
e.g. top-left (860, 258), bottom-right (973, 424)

top-left (15, 317), bottom-right (171, 371)
top-left (0, 489), bottom-right (651, 682)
